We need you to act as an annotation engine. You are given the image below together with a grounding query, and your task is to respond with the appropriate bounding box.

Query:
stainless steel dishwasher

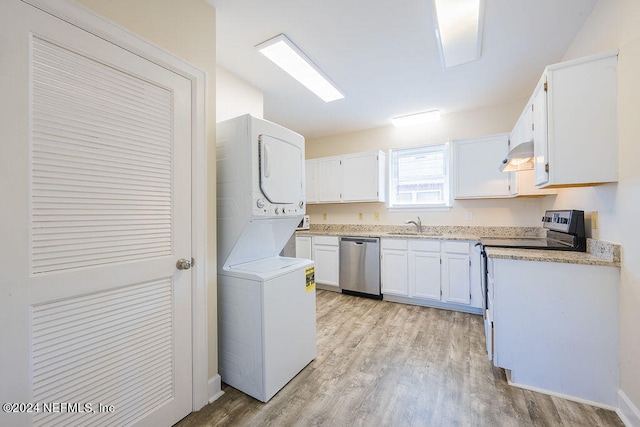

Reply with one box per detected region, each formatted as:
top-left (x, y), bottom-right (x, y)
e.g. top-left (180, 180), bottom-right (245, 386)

top-left (339, 237), bottom-right (381, 299)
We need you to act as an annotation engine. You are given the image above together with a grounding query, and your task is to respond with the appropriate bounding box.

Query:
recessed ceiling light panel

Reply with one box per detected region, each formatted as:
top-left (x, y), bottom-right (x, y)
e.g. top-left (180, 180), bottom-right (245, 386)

top-left (256, 34), bottom-right (344, 103)
top-left (434, 0), bottom-right (484, 68)
top-left (392, 110), bottom-right (441, 127)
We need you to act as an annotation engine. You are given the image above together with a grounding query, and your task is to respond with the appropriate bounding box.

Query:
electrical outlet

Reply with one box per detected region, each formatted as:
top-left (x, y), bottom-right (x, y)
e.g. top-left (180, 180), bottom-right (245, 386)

top-left (465, 211), bottom-right (473, 221)
top-left (591, 211), bottom-right (599, 229)
top-left (374, 212), bottom-right (380, 221)
top-left (323, 213), bottom-right (327, 221)
top-left (358, 213), bottom-right (363, 221)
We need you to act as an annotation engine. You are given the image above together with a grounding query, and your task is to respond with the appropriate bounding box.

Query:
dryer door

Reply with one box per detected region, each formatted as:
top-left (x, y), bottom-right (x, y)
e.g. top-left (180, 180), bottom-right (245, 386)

top-left (259, 134), bottom-right (303, 204)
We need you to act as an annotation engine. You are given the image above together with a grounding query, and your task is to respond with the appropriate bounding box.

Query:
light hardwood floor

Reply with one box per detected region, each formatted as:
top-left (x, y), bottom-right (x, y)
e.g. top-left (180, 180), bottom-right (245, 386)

top-left (177, 290), bottom-right (623, 426)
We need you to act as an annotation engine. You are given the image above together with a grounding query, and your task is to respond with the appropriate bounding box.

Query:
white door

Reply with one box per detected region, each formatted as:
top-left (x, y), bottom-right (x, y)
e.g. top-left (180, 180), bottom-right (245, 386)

top-left (0, 2), bottom-right (193, 426)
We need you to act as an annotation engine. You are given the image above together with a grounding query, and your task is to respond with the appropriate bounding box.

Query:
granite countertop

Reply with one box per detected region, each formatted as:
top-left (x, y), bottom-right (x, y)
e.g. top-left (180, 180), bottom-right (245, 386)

top-left (296, 224), bottom-right (544, 242)
top-left (296, 224), bottom-right (621, 267)
top-left (485, 245), bottom-right (620, 267)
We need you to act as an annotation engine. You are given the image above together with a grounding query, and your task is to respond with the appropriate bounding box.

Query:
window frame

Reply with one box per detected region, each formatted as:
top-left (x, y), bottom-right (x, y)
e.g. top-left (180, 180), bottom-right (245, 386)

top-left (387, 142), bottom-right (452, 210)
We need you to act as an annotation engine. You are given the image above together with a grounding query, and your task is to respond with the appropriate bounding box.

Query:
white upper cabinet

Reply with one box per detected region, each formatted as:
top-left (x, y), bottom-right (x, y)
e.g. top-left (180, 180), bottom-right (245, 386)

top-left (305, 159), bottom-right (319, 204)
top-left (454, 134), bottom-right (512, 199)
top-left (307, 151), bottom-right (386, 204)
top-left (532, 52), bottom-right (618, 188)
top-left (317, 156), bottom-right (342, 202)
top-left (508, 103), bottom-right (557, 197)
top-left (341, 152), bottom-right (385, 202)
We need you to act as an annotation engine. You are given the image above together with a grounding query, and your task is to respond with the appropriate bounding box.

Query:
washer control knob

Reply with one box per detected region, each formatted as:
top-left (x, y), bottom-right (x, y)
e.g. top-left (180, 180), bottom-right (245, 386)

top-left (256, 199), bottom-right (265, 209)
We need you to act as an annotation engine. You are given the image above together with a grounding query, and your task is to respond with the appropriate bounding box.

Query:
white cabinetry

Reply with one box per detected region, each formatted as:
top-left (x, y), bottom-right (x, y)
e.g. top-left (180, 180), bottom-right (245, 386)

top-left (532, 52), bottom-right (618, 188)
top-left (307, 151), bottom-right (385, 204)
top-left (317, 157), bottom-right (342, 203)
top-left (341, 152), bottom-right (386, 202)
top-left (508, 104), bottom-right (556, 196)
top-left (409, 240), bottom-right (441, 300)
top-left (295, 235), bottom-right (312, 259)
top-left (381, 238), bottom-right (481, 313)
top-left (311, 235), bottom-right (340, 290)
top-left (441, 241), bottom-right (471, 304)
top-left (454, 134), bottom-right (512, 199)
top-left (488, 257), bottom-right (619, 406)
top-left (305, 160), bottom-right (319, 204)
top-left (380, 239), bottom-right (409, 296)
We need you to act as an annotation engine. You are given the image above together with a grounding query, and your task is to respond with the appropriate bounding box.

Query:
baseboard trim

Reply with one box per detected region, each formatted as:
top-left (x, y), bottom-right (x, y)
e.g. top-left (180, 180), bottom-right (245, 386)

top-left (208, 374), bottom-right (224, 404)
top-left (618, 390), bottom-right (640, 427)
top-left (382, 294), bottom-right (483, 315)
top-left (505, 370), bottom-right (617, 411)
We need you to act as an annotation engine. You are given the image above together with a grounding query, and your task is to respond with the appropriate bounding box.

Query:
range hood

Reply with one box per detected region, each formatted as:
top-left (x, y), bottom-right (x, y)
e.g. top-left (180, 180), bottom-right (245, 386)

top-left (499, 140), bottom-right (534, 172)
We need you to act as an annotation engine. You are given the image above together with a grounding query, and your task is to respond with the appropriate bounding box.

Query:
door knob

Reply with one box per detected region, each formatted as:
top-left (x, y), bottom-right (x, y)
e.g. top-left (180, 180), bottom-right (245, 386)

top-left (176, 258), bottom-right (192, 270)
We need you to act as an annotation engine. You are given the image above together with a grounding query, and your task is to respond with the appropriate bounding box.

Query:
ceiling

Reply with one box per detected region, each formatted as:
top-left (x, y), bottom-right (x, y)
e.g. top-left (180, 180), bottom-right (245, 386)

top-left (209, 0), bottom-right (598, 139)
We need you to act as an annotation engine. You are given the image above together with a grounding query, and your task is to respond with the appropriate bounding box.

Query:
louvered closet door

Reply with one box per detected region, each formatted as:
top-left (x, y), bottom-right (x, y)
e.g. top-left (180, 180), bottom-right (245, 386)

top-left (0, 2), bottom-right (193, 426)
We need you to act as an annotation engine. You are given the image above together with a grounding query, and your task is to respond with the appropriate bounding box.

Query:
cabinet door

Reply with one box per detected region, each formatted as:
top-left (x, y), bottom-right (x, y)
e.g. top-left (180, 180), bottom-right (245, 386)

top-left (381, 249), bottom-right (408, 296)
top-left (454, 134), bottom-right (512, 198)
top-left (313, 244), bottom-right (339, 287)
top-left (410, 250), bottom-right (441, 300)
top-left (341, 152), bottom-right (380, 202)
top-left (532, 77), bottom-right (549, 186)
top-left (295, 236), bottom-right (312, 259)
top-left (442, 252), bottom-right (471, 304)
top-left (317, 157), bottom-right (342, 202)
top-left (305, 159), bottom-right (318, 204)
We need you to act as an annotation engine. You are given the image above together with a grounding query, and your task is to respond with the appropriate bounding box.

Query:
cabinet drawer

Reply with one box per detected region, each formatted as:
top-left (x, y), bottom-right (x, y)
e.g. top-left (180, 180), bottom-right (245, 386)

top-left (443, 241), bottom-right (470, 254)
top-left (409, 240), bottom-right (440, 252)
top-left (381, 238), bottom-right (408, 250)
top-left (313, 235), bottom-right (339, 246)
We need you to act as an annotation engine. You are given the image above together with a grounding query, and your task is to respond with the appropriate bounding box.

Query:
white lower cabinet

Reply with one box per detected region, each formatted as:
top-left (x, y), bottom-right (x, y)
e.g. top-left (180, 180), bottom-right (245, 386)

top-left (381, 238), bottom-right (480, 312)
top-left (489, 257), bottom-right (619, 407)
top-left (295, 236), bottom-right (312, 259)
top-left (409, 240), bottom-right (441, 300)
top-left (380, 239), bottom-right (409, 296)
top-left (310, 235), bottom-right (340, 290)
top-left (441, 241), bottom-right (471, 305)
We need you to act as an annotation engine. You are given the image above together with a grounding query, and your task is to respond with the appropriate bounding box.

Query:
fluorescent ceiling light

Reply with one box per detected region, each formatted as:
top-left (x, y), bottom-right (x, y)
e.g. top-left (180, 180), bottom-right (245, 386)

top-left (256, 34), bottom-right (344, 103)
top-left (434, 0), bottom-right (484, 68)
top-left (392, 110), bottom-right (441, 127)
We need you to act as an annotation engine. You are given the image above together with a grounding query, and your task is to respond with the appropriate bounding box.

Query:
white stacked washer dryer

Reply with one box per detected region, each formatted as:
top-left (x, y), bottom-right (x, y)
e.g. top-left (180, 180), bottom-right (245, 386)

top-left (216, 114), bottom-right (316, 402)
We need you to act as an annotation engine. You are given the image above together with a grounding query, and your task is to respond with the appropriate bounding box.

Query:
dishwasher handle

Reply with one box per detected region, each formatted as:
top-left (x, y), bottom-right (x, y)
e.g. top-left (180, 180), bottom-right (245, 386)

top-left (340, 237), bottom-right (379, 244)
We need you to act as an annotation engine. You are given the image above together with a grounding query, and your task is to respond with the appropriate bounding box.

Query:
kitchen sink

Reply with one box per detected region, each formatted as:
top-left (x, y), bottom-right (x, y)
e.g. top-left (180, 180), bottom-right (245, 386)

top-left (385, 232), bottom-right (442, 237)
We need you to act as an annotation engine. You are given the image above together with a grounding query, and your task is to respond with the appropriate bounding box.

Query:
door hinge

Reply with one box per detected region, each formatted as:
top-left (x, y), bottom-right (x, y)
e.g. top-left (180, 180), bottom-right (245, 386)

top-left (545, 163), bottom-right (550, 173)
top-left (544, 81), bottom-right (548, 92)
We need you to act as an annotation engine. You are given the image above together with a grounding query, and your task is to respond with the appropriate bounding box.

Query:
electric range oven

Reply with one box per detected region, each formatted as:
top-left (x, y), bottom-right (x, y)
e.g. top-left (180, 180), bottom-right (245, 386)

top-left (477, 210), bottom-right (586, 311)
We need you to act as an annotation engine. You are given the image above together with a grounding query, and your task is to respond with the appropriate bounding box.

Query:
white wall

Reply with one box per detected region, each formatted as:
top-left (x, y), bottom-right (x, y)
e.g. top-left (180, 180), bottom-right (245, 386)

top-left (216, 66), bottom-right (263, 122)
top-left (305, 101), bottom-right (546, 226)
top-left (541, 0), bottom-right (640, 421)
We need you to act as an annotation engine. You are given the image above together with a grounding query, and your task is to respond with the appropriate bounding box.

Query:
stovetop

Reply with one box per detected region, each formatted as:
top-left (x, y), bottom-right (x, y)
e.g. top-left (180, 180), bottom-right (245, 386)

top-left (479, 237), bottom-right (578, 250)
top-left (480, 210), bottom-right (586, 252)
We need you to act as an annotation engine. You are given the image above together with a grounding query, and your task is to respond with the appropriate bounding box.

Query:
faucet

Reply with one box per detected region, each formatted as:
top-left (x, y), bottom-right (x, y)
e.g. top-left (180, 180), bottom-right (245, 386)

top-left (406, 217), bottom-right (422, 233)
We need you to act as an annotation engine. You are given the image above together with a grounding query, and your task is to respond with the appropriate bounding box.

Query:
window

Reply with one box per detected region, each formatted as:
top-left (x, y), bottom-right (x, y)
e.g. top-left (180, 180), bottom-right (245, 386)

top-left (388, 143), bottom-right (450, 208)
